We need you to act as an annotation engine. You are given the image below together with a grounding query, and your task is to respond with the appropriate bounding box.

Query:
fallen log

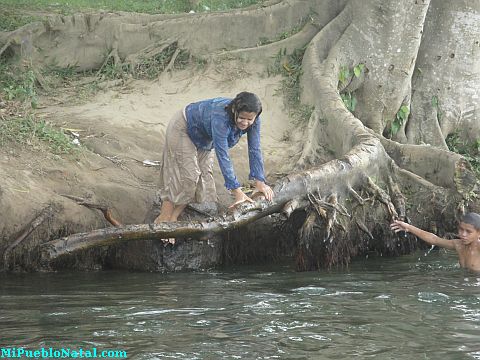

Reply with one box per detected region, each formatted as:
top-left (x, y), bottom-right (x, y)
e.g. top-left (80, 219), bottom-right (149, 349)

top-left (41, 200), bottom-right (285, 262)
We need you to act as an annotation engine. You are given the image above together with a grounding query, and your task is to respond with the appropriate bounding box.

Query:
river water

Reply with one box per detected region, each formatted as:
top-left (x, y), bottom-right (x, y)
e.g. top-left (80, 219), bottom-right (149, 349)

top-left (1, 251), bottom-right (479, 360)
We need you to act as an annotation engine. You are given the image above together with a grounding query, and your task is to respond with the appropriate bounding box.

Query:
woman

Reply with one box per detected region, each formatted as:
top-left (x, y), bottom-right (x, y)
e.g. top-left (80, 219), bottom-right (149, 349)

top-left (154, 91), bottom-right (274, 223)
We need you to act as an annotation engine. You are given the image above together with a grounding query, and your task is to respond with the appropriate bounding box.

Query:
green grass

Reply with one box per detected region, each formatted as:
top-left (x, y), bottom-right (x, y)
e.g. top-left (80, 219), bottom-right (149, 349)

top-left (0, 0), bottom-right (265, 23)
top-left (0, 11), bottom-right (41, 31)
top-left (0, 0), bottom-right (187, 15)
top-left (0, 60), bottom-right (80, 154)
top-left (0, 113), bottom-right (80, 155)
top-left (0, 63), bottom-right (39, 108)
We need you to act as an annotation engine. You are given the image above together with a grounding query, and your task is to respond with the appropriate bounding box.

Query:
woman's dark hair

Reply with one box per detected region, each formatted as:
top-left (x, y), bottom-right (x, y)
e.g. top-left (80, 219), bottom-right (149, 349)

top-left (461, 212), bottom-right (480, 230)
top-left (225, 91), bottom-right (262, 122)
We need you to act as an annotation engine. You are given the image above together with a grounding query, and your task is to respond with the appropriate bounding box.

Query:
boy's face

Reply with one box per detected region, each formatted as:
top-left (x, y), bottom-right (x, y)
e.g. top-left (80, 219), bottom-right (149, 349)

top-left (457, 222), bottom-right (480, 245)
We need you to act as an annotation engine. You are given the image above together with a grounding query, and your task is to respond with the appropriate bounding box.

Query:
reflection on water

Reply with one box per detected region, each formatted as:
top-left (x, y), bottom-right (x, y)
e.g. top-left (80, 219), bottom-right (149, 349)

top-left (1, 251), bottom-right (480, 359)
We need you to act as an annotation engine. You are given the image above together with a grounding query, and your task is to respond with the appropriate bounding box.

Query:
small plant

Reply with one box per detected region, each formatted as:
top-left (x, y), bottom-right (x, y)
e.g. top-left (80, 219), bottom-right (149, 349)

top-left (338, 63), bottom-right (365, 113)
top-left (353, 63), bottom-right (365, 78)
top-left (390, 105), bottom-right (410, 136)
top-left (1, 67), bottom-right (38, 109)
top-left (338, 63), bottom-right (365, 86)
top-left (341, 92), bottom-right (357, 112)
top-left (338, 66), bottom-right (351, 85)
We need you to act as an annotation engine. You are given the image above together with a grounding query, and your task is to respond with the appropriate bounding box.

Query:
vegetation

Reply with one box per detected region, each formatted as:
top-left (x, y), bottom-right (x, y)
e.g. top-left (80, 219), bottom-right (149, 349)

top-left (0, 59), bottom-right (82, 154)
top-left (0, 46), bottom-right (196, 154)
top-left (390, 105), bottom-right (410, 137)
top-left (1, 66), bottom-right (38, 109)
top-left (268, 47), bottom-right (314, 123)
top-left (430, 95), bottom-right (479, 175)
top-left (446, 132), bottom-right (480, 176)
top-left (0, 0), bottom-right (265, 31)
top-left (0, 107), bottom-right (79, 155)
top-left (97, 44), bottom-right (192, 81)
top-left (0, 11), bottom-right (40, 31)
top-left (340, 92), bottom-right (357, 112)
top-left (338, 63), bottom-right (365, 113)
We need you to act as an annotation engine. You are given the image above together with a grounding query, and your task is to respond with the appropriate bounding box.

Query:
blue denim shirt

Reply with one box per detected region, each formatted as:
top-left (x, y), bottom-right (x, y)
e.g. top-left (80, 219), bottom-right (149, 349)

top-left (185, 97), bottom-right (266, 190)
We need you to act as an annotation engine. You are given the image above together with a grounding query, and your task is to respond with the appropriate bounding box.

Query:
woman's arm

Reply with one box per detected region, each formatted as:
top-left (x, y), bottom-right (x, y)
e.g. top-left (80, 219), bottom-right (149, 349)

top-left (247, 120), bottom-right (274, 201)
top-left (390, 220), bottom-right (456, 250)
top-left (212, 118), bottom-right (241, 191)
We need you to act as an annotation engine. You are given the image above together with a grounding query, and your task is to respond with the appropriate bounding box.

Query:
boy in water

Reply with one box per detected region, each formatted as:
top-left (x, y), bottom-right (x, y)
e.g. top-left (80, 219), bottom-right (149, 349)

top-left (391, 212), bottom-right (480, 272)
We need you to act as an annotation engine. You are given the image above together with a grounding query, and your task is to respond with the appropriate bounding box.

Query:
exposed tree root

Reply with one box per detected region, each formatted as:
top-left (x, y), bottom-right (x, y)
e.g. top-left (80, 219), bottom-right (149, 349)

top-left (282, 198), bottom-right (309, 219)
top-left (96, 47), bottom-right (122, 77)
top-left (365, 176), bottom-right (398, 220)
top-left (3, 204), bottom-right (58, 269)
top-left (163, 47), bottom-right (181, 74)
top-left (60, 195), bottom-right (122, 227)
top-left (386, 174), bottom-right (406, 221)
top-left (124, 40), bottom-right (176, 76)
top-left (355, 219), bottom-right (373, 240)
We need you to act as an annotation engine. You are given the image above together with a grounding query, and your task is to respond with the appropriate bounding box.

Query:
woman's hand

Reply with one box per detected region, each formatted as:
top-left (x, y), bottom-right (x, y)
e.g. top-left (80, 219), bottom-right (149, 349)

top-left (229, 188), bottom-right (255, 209)
top-left (255, 180), bottom-right (274, 201)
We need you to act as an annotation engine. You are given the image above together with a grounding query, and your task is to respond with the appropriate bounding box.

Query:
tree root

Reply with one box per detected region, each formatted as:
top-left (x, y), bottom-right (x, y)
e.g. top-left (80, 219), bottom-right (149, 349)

top-left (3, 204), bottom-right (57, 269)
top-left (96, 47), bottom-right (121, 77)
top-left (365, 176), bottom-right (398, 220)
top-left (60, 194), bottom-right (122, 227)
top-left (163, 47), bottom-right (181, 74)
top-left (295, 191), bottom-right (355, 270)
top-left (355, 219), bottom-right (374, 240)
top-left (124, 39), bottom-right (176, 76)
top-left (282, 198), bottom-right (309, 219)
top-left (347, 186), bottom-right (365, 205)
top-left (386, 174), bottom-right (406, 220)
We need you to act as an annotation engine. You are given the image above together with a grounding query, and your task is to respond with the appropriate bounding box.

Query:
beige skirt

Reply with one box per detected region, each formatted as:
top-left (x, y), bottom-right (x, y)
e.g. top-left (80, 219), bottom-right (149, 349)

top-left (158, 110), bottom-right (216, 205)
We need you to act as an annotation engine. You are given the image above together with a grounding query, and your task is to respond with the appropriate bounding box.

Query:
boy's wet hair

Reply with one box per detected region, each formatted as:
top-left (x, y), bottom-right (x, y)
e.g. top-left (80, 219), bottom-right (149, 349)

top-left (460, 212), bottom-right (480, 230)
top-left (226, 92), bottom-right (262, 122)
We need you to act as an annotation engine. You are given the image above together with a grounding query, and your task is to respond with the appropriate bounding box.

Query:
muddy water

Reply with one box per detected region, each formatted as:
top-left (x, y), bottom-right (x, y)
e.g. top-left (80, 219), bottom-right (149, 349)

top-left (1, 251), bottom-right (479, 359)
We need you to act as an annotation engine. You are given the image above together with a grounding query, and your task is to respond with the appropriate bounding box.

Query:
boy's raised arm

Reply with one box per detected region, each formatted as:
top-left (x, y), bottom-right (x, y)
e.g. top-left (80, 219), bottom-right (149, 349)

top-left (390, 220), bottom-right (456, 250)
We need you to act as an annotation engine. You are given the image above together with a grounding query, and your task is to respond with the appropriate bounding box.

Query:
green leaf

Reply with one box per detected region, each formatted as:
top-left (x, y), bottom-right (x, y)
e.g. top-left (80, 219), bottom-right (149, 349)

top-left (432, 95), bottom-right (438, 108)
top-left (353, 63), bottom-right (365, 77)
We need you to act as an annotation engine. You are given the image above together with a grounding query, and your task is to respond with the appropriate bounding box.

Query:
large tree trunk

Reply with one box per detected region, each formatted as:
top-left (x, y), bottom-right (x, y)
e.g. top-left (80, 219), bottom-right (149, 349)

top-left (1, 0), bottom-right (479, 271)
